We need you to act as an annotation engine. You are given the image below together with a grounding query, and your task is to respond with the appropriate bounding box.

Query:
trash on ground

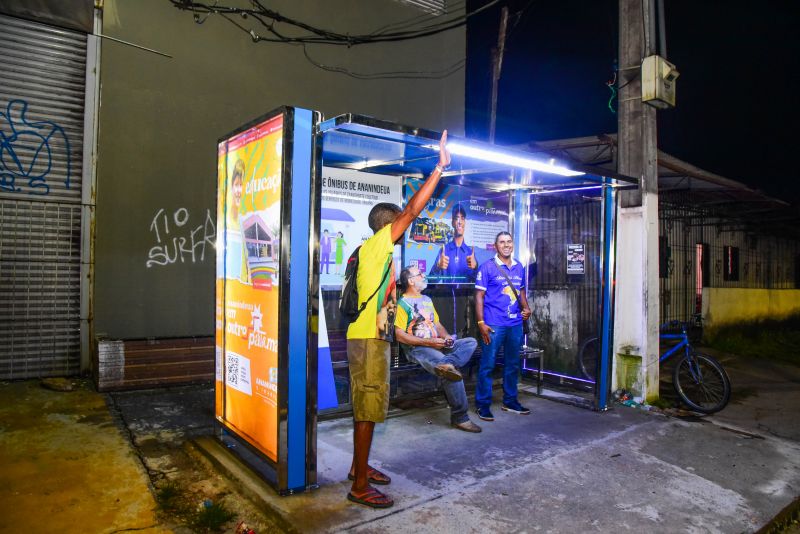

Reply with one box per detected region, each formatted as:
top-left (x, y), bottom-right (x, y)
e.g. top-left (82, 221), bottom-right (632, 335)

top-left (40, 378), bottom-right (75, 392)
top-left (236, 520), bottom-right (257, 534)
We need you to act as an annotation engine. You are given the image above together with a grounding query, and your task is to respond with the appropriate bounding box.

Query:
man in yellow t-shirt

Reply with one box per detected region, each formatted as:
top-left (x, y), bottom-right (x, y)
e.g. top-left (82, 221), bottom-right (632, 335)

top-left (345, 130), bottom-right (451, 510)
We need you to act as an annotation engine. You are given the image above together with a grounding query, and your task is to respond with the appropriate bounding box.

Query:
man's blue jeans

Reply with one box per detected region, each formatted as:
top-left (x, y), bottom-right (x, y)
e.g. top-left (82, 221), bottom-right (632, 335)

top-left (404, 338), bottom-right (477, 424)
top-left (476, 324), bottom-right (523, 409)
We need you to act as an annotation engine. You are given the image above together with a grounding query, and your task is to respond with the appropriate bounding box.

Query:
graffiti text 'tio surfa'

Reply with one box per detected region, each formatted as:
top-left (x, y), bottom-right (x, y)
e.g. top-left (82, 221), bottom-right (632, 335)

top-left (147, 207), bottom-right (216, 268)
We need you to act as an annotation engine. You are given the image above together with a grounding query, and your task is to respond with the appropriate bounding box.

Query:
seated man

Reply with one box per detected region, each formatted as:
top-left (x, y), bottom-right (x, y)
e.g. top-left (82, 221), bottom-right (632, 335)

top-left (394, 265), bottom-right (482, 433)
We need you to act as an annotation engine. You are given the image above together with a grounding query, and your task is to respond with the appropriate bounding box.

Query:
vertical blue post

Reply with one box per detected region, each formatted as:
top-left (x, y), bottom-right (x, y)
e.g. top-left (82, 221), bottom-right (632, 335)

top-left (598, 178), bottom-right (615, 410)
top-left (287, 108), bottom-right (313, 489)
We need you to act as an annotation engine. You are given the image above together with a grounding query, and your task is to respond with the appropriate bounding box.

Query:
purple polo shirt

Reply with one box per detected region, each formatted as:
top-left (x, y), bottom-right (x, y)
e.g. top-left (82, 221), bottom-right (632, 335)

top-left (475, 255), bottom-right (525, 327)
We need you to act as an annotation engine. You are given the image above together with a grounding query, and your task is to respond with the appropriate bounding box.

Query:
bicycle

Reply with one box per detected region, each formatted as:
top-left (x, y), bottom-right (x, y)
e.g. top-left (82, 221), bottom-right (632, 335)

top-left (577, 336), bottom-right (600, 381)
top-left (577, 317), bottom-right (731, 414)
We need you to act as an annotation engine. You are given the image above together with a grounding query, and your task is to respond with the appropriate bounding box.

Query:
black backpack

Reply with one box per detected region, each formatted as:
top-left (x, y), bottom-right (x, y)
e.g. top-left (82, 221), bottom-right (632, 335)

top-left (339, 245), bottom-right (392, 322)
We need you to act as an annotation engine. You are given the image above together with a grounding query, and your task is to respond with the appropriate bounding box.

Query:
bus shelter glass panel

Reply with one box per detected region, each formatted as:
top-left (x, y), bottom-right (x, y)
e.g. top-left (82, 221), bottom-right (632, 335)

top-left (315, 114), bottom-right (627, 413)
top-left (523, 187), bottom-right (608, 406)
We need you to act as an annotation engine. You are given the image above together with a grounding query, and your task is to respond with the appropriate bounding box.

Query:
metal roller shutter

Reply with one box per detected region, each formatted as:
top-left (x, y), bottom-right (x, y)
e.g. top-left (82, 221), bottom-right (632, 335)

top-left (0, 14), bottom-right (87, 378)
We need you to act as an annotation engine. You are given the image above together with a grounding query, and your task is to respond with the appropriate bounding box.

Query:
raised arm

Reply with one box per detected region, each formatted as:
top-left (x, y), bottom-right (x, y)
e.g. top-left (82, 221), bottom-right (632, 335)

top-left (391, 130), bottom-right (452, 243)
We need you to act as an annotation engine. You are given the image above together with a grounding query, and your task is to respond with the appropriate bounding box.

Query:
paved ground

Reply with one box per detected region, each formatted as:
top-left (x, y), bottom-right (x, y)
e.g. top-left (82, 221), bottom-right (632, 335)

top-left (0, 379), bottom-right (167, 533)
top-left (196, 349), bottom-right (800, 533)
top-left (1, 348), bottom-right (798, 533)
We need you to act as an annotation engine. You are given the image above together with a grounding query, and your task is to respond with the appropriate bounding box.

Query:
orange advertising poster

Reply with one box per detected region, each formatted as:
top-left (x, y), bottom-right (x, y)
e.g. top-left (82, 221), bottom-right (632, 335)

top-left (216, 114), bottom-right (283, 462)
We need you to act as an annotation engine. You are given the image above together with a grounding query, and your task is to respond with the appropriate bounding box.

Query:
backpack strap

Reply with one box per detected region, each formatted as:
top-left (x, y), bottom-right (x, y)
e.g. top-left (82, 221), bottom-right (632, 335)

top-left (356, 254), bottom-right (392, 315)
top-left (497, 267), bottom-right (521, 303)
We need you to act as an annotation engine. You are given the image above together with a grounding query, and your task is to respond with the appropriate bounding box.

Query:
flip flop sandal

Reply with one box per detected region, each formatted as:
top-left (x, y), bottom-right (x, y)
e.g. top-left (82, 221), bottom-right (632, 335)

top-left (347, 487), bottom-right (394, 509)
top-left (347, 467), bottom-right (391, 485)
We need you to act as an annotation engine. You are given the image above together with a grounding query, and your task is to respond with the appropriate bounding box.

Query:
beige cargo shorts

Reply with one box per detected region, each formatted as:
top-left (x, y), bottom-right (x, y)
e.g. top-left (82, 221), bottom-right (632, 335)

top-left (347, 338), bottom-right (390, 423)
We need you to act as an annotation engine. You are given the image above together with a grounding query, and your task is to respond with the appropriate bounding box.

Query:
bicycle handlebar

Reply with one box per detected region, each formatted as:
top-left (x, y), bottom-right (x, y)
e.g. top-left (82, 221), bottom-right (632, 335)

top-left (659, 320), bottom-right (688, 332)
top-left (660, 315), bottom-right (704, 332)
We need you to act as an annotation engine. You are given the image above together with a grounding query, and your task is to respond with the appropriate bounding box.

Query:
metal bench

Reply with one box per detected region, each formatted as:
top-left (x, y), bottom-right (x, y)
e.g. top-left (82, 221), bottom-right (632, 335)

top-left (520, 345), bottom-right (544, 395)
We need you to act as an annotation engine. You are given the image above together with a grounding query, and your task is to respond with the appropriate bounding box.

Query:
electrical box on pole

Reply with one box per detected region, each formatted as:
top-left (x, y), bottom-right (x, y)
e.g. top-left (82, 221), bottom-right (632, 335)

top-left (641, 55), bottom-right (679, 109)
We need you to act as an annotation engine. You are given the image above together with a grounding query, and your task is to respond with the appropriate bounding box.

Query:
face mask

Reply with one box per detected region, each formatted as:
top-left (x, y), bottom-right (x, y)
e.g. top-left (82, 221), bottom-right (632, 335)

top-left (415, 277), bottom-right (428, 291)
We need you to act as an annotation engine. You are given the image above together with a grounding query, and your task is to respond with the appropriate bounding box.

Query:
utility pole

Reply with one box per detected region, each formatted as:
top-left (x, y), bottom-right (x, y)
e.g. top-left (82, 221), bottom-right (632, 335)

top-left (614, 0), bottom-right (660, 402)
top-left (488, 6), bottom-right (508, 144)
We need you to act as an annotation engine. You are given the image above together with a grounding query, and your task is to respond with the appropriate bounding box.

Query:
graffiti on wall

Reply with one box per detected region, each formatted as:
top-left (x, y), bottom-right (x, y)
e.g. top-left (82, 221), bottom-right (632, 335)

top-left (147, 207), bottom-right (216, 268)
top-left (0, 100), bottom-right (71, 195)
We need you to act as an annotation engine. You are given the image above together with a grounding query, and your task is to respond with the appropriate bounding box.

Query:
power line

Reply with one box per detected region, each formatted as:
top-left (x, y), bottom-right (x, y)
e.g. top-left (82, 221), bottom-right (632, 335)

top-left (170, 0), bottom-right (504, 45)
top-left (301, 44), bottom-right (465, 80)
top-left (170, 0), bottom-right (495, 78)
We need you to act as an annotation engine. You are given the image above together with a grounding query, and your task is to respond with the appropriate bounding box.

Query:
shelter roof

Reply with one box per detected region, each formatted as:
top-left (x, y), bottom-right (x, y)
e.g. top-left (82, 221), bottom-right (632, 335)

top-left (318, 115), bottom-right (636, 193)
top-left (519, 135), bottom-right (799, 240)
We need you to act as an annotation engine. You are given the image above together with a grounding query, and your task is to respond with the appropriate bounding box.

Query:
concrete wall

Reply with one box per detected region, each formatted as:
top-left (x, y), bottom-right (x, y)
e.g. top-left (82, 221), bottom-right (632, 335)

top-left (94, 0), bottom-right (465, 339)
top-left (530, 289), bottom-right (579, 374)
top-left (702, 288), bottom-right (800, 332)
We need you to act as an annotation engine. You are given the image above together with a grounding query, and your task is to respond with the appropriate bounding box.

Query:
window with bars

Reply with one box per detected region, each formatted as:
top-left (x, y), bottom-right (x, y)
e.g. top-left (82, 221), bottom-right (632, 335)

top-left (723, 245), bottom-right (740, 282)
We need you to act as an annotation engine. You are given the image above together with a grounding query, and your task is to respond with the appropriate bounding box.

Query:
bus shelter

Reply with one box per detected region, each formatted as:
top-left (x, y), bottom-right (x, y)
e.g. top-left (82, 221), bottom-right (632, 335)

top-left (215, 106), bottom-right (636, 494)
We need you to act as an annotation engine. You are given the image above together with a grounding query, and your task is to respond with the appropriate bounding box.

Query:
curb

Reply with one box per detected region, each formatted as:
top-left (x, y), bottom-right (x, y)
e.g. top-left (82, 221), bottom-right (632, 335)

top-left (756, 495), bottom-right (800, 534)
top-left (187, 436), bottom-right (300, 534)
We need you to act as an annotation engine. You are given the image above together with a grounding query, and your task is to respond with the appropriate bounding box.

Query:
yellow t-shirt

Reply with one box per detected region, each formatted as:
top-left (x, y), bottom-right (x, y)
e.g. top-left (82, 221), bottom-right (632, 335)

top-left (346, 224), bottom-right (396, 340)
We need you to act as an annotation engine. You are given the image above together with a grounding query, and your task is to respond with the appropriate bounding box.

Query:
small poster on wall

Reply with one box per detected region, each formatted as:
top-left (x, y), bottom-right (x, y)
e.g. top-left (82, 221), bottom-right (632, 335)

top-left (567, 243), bottom-right (585, 275)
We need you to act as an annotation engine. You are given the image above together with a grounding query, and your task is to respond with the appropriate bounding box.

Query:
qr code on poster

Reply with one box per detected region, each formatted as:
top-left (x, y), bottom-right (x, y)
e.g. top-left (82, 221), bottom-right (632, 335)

top-left (225, 351), bottom-right (252, 395)
top-left (226, 353), bottom-right (239, 386)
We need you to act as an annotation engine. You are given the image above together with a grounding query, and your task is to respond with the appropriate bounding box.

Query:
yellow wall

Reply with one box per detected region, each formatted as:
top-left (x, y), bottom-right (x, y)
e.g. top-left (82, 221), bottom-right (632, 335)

top-left (702, 288), bottom-right (800, 330)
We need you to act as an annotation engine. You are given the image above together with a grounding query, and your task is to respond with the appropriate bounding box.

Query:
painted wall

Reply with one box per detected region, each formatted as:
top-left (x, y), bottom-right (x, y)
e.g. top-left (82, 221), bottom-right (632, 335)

top-left (702, 288), bottom-right (800, 332)
top-left (94, 0), bottom-right (465, 339)
top-left (530, 289), bottom-right (579, 375)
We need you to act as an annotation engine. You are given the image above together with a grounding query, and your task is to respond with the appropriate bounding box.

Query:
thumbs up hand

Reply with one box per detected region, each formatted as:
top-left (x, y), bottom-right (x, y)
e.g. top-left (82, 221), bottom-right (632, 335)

top-left (437, 245), bottom-right (449, 269)
top-left (466, 247), bottom-right (477, 269)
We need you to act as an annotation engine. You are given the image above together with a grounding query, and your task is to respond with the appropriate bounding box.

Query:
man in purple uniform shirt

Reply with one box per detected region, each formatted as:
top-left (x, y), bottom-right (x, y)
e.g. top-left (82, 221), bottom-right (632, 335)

top-left (474, 231), bottom-right (532, 421)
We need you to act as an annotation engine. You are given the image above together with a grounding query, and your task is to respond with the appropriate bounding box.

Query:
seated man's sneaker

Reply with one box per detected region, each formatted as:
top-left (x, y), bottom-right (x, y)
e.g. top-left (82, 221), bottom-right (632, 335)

top-left (434, 362), bottom-right (462, 382)
top-left (501, 401), bottom-right (531, 415)
top-left (475, 406), bottom-right (494, 421)
top-left (452, 420), bottom-right (482, 433)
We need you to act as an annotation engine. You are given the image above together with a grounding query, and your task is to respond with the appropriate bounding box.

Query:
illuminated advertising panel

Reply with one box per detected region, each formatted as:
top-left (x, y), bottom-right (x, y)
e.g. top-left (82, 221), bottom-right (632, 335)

top-left (403, 180), bottom-right (510, 284)
top-left (216, 114), bottom-right (283, 462)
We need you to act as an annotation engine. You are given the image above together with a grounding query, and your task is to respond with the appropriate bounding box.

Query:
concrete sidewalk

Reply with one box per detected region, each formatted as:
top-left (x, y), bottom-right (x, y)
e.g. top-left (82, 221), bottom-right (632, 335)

top-left (194, 350), bottom-right (800, 533)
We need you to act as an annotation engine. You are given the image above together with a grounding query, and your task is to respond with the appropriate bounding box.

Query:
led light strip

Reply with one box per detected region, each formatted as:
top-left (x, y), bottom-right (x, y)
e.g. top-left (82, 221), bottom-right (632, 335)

top-left (442, 142), bottom-right (585, 177)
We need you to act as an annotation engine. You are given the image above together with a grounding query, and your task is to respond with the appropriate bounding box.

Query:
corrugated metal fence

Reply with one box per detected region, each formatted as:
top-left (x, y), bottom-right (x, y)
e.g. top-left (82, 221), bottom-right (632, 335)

top-left (0, 14), bottom-right (87, 378)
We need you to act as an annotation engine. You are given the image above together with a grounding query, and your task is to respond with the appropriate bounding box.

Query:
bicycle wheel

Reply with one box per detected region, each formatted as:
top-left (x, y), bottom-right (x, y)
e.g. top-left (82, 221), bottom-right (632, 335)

top-left (672, 351), bottom-right (731, 414)
top-left (578, 337), bottom-right (600, 381)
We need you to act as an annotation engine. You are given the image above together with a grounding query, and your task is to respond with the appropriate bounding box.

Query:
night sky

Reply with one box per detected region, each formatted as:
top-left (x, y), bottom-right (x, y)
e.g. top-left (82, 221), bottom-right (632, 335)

top-left (466, 1), bottom-right (800, 205)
